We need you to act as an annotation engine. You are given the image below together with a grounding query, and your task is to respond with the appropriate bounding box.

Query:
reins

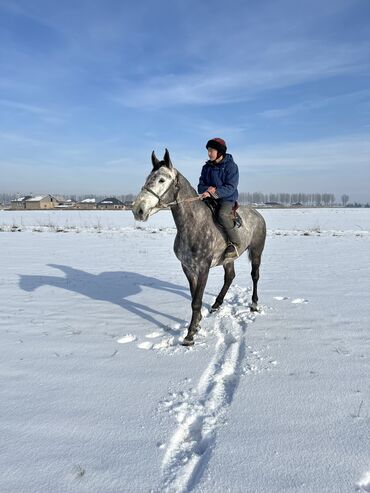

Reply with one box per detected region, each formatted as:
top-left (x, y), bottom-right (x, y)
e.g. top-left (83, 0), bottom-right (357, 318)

top-left (162, 196), bottom-right (202, 208)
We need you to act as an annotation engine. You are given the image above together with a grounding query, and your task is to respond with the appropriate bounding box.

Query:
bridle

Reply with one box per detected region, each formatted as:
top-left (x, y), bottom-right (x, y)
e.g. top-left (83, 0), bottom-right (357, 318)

top-left (141, 185), bottom-right (169, 206)
top-left (141, 173), bottom-right (201, 209)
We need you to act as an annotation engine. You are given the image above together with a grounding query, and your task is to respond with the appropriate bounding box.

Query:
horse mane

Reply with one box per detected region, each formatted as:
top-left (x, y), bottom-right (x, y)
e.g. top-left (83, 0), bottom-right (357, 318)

top-left (175, 169), bottom-right (199, 198)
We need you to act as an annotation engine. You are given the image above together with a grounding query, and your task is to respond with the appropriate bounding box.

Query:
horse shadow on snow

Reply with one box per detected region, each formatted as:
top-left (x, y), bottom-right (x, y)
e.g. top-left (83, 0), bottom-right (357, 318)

top-left (18, 264), bottom-right (214, 333)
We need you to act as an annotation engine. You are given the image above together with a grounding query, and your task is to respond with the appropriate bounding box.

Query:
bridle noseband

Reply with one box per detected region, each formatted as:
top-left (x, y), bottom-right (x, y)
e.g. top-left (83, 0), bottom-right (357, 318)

top-left (141, 186), bottom-right (164, 203)
top-left (141, 174), bottom-right (181, 208)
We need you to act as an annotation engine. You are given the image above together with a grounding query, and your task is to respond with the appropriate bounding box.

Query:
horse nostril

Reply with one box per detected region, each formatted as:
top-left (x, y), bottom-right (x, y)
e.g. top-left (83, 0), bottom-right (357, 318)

top-left (138, 208), bottom-right (143, 216)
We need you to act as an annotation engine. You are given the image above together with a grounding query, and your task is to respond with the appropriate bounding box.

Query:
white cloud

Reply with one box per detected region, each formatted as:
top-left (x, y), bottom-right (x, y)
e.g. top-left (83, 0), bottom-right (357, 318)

top-left (0, 131), bottom-right (46, 146)
top-left (0, 99), bottom-right (50, 115)
top-left (114, 39), bottom-right (370, 108)
top-left (236, 133), bottom-right (370, 171)
top-left (259, 89), bottom-right (370, 119)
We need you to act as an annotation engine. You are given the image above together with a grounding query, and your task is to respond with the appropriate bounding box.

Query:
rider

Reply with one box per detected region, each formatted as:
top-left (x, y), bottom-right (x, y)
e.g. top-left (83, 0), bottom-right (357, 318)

top-left (198, 138), bottom-right (241, 259)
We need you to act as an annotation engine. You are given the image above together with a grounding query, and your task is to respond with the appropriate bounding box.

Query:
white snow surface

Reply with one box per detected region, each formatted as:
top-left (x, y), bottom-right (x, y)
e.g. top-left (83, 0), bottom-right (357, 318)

top-left (0, 208), bottom-right (369, 493)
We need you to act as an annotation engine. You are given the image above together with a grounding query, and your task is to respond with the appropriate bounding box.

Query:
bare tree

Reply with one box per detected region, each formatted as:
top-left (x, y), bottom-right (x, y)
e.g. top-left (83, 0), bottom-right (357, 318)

top-left (341, 194), bottom-right (349, 206)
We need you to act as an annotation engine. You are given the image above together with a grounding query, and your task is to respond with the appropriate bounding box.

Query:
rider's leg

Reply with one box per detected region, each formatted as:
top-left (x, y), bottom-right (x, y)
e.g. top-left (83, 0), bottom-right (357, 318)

top-left (217, 201), bottom-right (241, 256)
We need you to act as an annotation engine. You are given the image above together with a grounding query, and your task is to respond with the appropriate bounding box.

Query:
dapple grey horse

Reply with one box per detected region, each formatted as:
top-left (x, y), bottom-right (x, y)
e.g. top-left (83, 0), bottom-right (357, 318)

top-left (132, 149), bottom-right (266, 346)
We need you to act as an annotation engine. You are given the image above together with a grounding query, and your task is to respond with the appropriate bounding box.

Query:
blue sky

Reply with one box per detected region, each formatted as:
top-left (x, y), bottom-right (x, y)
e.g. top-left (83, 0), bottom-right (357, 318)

top-left (1, 0), bottom-right (370, 201)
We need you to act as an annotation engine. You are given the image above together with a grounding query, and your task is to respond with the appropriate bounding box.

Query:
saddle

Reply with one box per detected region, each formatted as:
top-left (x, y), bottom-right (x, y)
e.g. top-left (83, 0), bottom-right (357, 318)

top-left (204, 198), bottom-right (243, 228)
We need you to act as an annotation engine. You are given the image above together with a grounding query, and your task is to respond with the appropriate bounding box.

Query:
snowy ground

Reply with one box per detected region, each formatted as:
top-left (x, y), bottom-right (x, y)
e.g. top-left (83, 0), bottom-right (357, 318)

top-left (0, 208), bottom-right (369, 493)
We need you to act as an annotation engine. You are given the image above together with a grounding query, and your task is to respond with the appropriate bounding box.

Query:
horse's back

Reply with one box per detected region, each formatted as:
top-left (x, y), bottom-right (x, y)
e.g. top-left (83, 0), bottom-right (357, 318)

top-left (238, 206), bottom-right (266, 242)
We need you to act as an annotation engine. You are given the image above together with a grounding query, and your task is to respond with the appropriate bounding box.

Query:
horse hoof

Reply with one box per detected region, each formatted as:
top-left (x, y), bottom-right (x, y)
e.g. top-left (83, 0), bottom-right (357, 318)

top-left (249, 302), bottom-right (259, 312)
top-left (210, 301), bottom-right (222, 312)
top-left (182, 327), bottom-right (198, 346)
top-left (181, 337), bottom-right (194, 347)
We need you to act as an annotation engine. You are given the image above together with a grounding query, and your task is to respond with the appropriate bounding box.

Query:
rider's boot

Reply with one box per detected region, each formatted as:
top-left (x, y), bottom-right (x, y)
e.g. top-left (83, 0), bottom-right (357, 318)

top-left (224, 226), bottom-right (241, 259)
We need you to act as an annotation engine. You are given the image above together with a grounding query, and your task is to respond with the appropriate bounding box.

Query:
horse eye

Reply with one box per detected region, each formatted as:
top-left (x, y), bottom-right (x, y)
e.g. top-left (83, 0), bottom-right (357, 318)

top-left (159, 178), bottom-right (165, 183)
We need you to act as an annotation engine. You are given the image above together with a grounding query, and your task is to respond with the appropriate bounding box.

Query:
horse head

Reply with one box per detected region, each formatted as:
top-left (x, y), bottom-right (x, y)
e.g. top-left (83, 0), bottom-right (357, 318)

top-left (132, 149), bottom-right (178, 221)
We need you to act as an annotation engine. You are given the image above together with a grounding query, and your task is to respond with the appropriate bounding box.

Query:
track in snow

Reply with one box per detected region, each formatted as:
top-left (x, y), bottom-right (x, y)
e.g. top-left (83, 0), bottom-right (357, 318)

top-left (356, 472), bottom-right (370, 492)
top-left (156, 286), bottom-right (271, 493)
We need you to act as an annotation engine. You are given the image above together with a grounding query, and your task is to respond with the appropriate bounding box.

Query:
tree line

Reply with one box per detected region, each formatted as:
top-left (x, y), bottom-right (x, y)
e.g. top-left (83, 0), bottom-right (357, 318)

top-left (238, 192), bottom-right (348, 206)
top-left (0, 192), bottom-right (364, 207)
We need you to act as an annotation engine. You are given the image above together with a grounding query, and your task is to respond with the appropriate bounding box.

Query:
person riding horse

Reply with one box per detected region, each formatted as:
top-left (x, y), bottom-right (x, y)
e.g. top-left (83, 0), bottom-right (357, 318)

top-left (133, 149), bottom-right (266, 345)
top-left (198, 138), bottom-right (241, 259)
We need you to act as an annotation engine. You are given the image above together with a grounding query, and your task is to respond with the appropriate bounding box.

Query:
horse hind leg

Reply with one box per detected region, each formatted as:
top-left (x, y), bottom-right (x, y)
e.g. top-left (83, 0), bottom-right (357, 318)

top-left (211, 261), bottom-right (235, 312)
top-left (249, 247), bottom-right (262, 312)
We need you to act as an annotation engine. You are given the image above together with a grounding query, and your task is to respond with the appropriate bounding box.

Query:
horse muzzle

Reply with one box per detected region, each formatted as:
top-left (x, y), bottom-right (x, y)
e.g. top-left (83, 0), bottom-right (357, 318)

top-left (132, 201), bottom-right (150, 221)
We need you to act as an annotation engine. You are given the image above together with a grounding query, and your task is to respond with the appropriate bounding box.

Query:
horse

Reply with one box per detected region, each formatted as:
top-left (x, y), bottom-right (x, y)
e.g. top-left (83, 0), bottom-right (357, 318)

top-left (132, 149), bottom-right (266, 346)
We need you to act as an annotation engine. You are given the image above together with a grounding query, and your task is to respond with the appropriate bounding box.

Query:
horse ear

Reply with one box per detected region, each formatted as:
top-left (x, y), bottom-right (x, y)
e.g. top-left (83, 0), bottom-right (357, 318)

top-left (151, 151), bottom-right (161, 170)
top-left (163, 148), bottom-right (173, 169)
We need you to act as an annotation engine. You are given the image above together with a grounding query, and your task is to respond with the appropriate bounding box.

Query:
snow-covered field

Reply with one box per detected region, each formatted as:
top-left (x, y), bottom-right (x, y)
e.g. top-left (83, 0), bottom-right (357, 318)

top-left (0, 208), bottom-right (369, 493)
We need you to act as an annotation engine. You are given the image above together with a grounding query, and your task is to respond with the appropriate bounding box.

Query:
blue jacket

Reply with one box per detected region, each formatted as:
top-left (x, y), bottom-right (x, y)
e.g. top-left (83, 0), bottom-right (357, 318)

top-left (197, 153), bottom-right (239, 202)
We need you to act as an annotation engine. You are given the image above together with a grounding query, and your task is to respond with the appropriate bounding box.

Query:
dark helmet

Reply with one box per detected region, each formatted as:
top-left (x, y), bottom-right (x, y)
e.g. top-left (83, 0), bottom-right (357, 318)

top-left (206, 138), bottom-right (227, 157)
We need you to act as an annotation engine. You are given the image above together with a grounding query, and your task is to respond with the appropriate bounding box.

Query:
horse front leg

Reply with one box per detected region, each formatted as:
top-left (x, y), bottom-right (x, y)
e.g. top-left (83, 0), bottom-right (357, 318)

top-left (211, 261), bottom-right (235, 312)
top-left (181, 263), bottom-right (197, 298)
top-left (182, 264), bottom-right (210, 346)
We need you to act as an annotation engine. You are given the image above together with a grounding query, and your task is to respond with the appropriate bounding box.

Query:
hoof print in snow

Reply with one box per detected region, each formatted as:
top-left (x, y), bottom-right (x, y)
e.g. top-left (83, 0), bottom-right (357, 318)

top-left (350, 400), bottom-right (364, 419)
top-left (117, 334), bottom-right (137, 344)
top-left (158, 285), bottom-right (269, 492)
top-left (69, 464), bottom-right (85, 481)
top-left (137, 341), bottom-right (154, 350)
top-left (356, 472), bottom-right (370, 492)
top-left (145, 331), bottom-right (162, 339)
top-left (291, 298), bottom-right (308, 304)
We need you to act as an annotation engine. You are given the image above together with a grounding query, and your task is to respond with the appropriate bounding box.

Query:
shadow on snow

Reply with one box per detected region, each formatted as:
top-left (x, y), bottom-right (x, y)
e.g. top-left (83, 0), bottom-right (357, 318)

top-left (18, 264), bottom-right (195, 332)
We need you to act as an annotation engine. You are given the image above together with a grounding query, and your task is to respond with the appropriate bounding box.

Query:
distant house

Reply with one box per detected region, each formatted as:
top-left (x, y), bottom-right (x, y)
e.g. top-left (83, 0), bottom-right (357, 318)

top-left (123, 201), bottom-right (134, 210)
top-left (263, 201), bottom-right (282, 207)
top-left (55, 199), bottom-right (76, 209)
top-left (75, 198), bottom-right (96, 210)
top-left (96, 197), bottom-right (125, 210)
top-left (10, 196), bottom-right (33, 210)
top-left (25, 195), bottom-right (59, 210)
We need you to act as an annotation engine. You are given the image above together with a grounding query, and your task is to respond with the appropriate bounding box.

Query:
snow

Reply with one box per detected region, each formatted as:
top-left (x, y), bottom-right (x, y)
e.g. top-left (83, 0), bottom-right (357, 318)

top-left (357, 471), bottom-right (370, 492)
top-left (0, 208), bottom-right (369, 493)
top-left (26, 195), bottom-right (46, 202)
top-left (117, 334), bottom-right (137, 344)
top-left (80, 198), bottom-right (96, 203)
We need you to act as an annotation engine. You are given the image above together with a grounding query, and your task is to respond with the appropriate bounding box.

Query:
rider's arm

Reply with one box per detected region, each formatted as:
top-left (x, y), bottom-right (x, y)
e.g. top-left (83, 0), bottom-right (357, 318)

top-left (213, 162), bottom-right (239, 199)
top-left (197, 166), bottom-right (209, 194)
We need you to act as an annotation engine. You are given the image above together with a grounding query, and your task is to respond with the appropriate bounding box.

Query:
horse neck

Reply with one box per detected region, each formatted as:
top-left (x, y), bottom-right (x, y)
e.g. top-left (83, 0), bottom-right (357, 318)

top-left (170, 170), bottom-right (211, 232)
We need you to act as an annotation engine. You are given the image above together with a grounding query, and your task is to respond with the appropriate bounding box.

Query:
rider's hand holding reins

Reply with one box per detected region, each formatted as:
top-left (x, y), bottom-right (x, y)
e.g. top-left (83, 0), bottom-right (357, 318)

top-left (200, 187), bottom-right (217, 200)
